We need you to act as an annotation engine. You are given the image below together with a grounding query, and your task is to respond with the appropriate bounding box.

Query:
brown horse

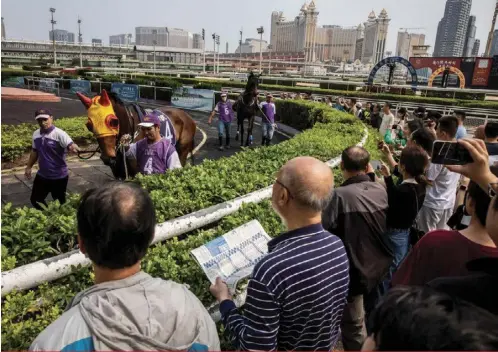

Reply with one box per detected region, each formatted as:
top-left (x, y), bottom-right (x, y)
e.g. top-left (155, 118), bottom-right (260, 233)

top-left (76, 89), bottom-right (197, 179)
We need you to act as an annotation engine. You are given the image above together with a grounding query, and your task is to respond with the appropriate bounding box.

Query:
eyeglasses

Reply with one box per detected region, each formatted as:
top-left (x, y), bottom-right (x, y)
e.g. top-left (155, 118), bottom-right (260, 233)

top-left (489, 183), bottom-right (498, 198)
top-left (275, 179), bottom-right (294, 199)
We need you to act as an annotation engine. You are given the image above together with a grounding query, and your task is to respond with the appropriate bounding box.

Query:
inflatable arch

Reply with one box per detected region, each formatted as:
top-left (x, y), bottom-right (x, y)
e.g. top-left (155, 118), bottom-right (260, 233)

top-left (427, 66), bottom-right (466, 89)
top-left (367, 56), bottom-right (418, 88)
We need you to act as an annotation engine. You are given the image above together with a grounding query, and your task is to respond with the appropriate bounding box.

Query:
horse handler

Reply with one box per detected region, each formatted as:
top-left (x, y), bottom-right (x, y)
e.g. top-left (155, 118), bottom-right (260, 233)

top-left (120, 113), bottom-right (182, 175)
top-left (25, 109), bottom-right (80, 209)
top-left (208, 92), bottom-right (234, 151)
top-left (259, 94), bottom-right (277, 146)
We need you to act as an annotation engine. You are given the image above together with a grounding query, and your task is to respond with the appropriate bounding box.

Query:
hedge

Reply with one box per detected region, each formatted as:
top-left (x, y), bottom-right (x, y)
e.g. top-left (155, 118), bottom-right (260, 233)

top-left (1, 117), bottom-right (95, 162)
top-left (1, 100), bottom-right (384, 350)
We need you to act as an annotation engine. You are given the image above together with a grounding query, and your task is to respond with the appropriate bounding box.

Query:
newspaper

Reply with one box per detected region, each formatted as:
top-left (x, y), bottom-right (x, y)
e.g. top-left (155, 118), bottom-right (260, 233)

top-left (191, 220), bottom-right (271, 294)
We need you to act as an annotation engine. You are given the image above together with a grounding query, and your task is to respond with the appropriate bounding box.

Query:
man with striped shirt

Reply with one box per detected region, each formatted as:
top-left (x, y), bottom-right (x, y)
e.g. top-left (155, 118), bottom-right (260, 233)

top-left (210, 157), bottom-right (350, 351)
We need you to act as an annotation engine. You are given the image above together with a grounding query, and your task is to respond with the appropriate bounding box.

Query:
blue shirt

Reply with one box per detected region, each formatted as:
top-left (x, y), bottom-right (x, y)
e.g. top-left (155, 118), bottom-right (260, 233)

top-left (220, 223), bottom-right (349, 351)
top-left (456, 125), bottom-right (467, 140)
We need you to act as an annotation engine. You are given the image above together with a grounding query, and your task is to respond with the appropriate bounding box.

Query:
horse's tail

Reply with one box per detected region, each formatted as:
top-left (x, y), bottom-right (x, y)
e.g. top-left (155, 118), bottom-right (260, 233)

top-left (190, 131), bottom-right (196, 166)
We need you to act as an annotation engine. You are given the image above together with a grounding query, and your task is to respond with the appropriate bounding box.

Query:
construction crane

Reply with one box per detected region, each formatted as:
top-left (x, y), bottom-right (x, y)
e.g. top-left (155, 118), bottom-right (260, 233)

top-left (485, 0), bottom-right (498, 56)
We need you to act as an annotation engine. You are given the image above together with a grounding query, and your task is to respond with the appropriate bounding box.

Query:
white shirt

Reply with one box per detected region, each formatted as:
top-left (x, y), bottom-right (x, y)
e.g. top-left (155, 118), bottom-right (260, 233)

top-left (423, 162), bottom-right (461, 210)
top-left (379, 112), bottom-right (394, 136)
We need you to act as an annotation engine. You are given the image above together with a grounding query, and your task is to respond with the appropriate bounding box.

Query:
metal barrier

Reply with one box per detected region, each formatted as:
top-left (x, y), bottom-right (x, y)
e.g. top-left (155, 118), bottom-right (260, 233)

top-left (25, 77), bottom-right (60, 96)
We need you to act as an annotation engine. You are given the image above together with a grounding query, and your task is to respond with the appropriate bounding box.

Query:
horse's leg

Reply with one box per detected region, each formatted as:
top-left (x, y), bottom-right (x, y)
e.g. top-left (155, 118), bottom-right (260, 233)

top-left (246, 116), bottom-right (254, 147)
top-left (239, 118), bottom-right (245, 147)
top-left (235, 120), bottom-right (240, 141)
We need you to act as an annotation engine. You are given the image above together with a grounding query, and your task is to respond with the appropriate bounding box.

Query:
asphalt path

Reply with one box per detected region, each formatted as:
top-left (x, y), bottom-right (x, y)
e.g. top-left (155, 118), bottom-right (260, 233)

top-left (1, 92), bottom-right (288, 164)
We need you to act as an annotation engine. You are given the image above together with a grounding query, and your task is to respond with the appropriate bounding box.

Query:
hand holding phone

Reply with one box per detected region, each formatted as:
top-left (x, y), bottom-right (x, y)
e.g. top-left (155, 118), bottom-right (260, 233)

top-left (431, 140), bottom-right (474, 165)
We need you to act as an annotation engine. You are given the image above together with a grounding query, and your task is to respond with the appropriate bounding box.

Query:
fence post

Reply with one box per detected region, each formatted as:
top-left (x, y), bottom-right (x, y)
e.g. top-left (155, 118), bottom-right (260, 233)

top-left (99, 81), bottom-right (102, 94)
top-left (154, 86), bottom-right (157, 101)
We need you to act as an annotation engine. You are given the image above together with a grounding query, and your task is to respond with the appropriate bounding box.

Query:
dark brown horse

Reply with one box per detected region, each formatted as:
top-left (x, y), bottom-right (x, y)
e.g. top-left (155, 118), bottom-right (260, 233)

top-left (76, 89), bottom-right (196, 179)
top-left (233, 72), bottom-right (260, 147)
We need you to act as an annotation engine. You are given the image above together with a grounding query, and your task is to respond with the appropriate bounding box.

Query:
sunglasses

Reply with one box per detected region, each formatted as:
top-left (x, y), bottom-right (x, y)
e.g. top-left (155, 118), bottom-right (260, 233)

top-left (275, 179), bottom-right (294, 199)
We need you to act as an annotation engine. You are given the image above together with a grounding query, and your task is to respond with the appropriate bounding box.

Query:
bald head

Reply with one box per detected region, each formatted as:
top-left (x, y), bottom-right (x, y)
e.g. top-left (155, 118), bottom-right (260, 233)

top-left (279, 157), bottom-right (334, 212)
top-left (342, 146), bottom-right (370, 172)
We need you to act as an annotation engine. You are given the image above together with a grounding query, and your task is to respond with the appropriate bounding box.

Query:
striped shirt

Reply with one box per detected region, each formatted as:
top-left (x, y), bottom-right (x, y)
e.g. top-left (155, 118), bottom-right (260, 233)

top-left (220, 223), bottom-right (349, 351)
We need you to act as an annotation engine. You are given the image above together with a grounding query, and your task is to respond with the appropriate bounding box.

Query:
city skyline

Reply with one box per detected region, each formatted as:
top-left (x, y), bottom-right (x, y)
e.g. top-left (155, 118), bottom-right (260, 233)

top-left (1, 0), bottom-right (496, 56)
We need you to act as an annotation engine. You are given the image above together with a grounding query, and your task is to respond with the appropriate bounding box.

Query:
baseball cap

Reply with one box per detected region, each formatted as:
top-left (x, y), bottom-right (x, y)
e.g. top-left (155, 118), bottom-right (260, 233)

top-left (221, 92), bottom-right (227, 97)
top-left (35, 109), bottom-right (52, 120)
top-left (138, 113), bottom-right (161, 128)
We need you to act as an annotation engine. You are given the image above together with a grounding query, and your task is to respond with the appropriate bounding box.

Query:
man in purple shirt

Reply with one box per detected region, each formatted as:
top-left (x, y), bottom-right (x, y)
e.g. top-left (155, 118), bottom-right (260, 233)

top-left (122, 114), bottom-right (182, 175)
top-left (25, 109), bottom-right (80, 209)
top-left (259, 94), bottom-right (277, 146)
top-left (208, 93), bottom-right (234, 151)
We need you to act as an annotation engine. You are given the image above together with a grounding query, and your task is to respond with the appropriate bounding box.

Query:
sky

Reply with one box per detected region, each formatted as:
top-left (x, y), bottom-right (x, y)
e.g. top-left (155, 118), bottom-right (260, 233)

top-left (1, 0), bottom-right (496, 55)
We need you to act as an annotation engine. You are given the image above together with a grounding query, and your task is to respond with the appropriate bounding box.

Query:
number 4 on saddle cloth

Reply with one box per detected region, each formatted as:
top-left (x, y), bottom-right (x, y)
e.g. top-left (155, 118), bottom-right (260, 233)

top-left (141, 109), bottom-right (177, 146)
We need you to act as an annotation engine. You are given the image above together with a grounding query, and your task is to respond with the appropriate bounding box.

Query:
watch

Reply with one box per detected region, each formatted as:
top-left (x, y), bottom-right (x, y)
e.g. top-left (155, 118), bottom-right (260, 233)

top-left (459, 185), bottom-right (468, 191)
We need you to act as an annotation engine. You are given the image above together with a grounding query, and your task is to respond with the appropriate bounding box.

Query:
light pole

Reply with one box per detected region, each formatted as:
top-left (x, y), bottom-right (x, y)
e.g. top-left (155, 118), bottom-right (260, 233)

top-left (202, 28), bottom-right (206, 73)
top-left (342, 50), bottom-right (349, 80)
top-left (50, 8), bottom-right (56, 66)
top-left (268, 44), bottom-right (272, 75)
top-left (257, 26), bottom-right (264, 73)
top-left (212, 33), bottom-right (216, 74)
top-left (77, 17), bottom-right (83, 67)
top-left (239, 29), bottom-right (243, 72)
top-left (152, 29), bottom-right (157, 75)
top-left (216, 34), bottom-right (220, 74)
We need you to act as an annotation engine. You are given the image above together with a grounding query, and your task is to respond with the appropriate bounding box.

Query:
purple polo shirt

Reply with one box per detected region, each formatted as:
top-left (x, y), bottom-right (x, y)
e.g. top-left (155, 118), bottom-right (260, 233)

top-left (32, 126), bottom-right (73, 180)
top-left (214, 101), bottom-right (234, 123)
top-left (126, 138), bottom-right (181, 175)
top-left (260, 102), bottom-right (276, 123)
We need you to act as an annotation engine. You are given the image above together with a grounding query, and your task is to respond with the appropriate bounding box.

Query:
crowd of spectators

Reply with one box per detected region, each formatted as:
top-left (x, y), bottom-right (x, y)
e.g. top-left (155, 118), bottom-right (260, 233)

top-left (28, 97), bottom-right (498, 351)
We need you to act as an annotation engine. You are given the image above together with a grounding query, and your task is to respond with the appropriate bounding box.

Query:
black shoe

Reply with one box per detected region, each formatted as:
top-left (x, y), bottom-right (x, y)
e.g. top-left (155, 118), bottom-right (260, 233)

top-left (262, 137), bottom-right (267, 146)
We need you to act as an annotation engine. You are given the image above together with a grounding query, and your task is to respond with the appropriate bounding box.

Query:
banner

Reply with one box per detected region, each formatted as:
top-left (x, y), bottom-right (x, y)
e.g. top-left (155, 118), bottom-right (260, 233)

top-left (171, 87), bottom-right (215, 112)
top-left (38, 78), bottom-right (58, 93)
top-left (409, 57), bottom-right (463, 82)
top-left (472, 58), bottom-right (492, 87)
top-left (1, 76), bottom-right (25, 88)
top-left (70, 80), bottom-right (91, 94)
top-left (111, 83), bottom-right (139, 102)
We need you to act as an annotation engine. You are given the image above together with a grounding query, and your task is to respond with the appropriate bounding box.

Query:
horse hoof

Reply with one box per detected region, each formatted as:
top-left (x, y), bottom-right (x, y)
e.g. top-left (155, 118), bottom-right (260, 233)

top-left (235, 135), bottom-right (239, 141)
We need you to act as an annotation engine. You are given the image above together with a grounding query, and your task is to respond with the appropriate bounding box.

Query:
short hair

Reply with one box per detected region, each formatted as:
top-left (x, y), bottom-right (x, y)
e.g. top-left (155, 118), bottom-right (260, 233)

top-left (455, 110), bottom-right (466, 121)
top-left (399, 146), bottom-right (430, 186)
top-left (368, 286), bottom-right (498, 351)
top-left (467, 181), bottom-right (493, 226)
top-left (280, 171), bottom-right (333, 213)
top-left (407, 119), bottom-right (424, 135)
top-left (398, 107), bottom-right (407, 115)
top-left (342, 146), bottom-right (370, 172)
top-left (384, 102), bottom-right (391, 109)
top-left (77, 182), bottom-right (156, 269)
top-left (485, 121), bottom-right (498, 139)
top-left (410, 127), bottom-right (435, 155)
top-left (437, 115), bottom-right (459, 139)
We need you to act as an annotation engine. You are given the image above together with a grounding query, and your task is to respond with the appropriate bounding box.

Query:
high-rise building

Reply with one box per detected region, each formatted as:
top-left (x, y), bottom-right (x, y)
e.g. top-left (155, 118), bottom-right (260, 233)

top-left (270, 1), bottom-right (319, 62)
top-left (396, 31), bottom-right (425, 59)
top-left (463, 15), bottom-right (477, 57)
top-left (491, 29), bottom-right (498, 56)
top-left (361, 9), bottom-right (390, 64)
top-left (355, 38), bottom-right (364, 62)
top-left (472, 39), bottom-right (481, 56)
top-left (315, 25), bottom-right (362, 62)
top-left (92, 38), bottom-right (102, 45)
top-left (192, 33), bottom-right (204, 49)
top-left (135, 27), bottom-right (168, 46)
top-left (1, 17), bottom-right (6, 40)
top-left (235, 38), bottom-right (269, 53)
top-left (109, 34), bottom-right (132, 46)
top-left (433, 0), bottom-right (472, 57)
top-left (49, 29), bottom-right (75, 43)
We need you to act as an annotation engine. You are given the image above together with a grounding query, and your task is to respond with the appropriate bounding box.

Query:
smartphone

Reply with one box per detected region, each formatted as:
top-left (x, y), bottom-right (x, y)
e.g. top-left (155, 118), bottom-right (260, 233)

top-left (392, 124), bottom-right (399, 130)
top-left (378, 141), bottom-right (385, 150)
top-left (370, 160), bottom-right (382, 170)
top-left (431, 141), bottom-right (474, 165)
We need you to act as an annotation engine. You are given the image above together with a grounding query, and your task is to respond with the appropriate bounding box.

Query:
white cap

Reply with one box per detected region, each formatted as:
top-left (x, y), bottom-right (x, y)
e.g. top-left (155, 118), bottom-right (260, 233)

top-left (35, 114), bottom-right (51, 120)
top-left (221, 93), bottom-right (227, 97)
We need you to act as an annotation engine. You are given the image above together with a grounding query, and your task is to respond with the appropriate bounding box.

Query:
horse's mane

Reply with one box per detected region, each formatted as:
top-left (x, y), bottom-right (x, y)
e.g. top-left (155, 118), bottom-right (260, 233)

top-left (245, 72), bottom-right (260, 93)
top-left (107, 91), bottom-right (125, 105)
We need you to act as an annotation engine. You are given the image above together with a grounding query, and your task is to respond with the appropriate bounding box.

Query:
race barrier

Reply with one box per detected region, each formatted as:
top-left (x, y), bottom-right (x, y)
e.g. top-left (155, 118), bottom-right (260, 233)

top-left (1, 76), bottom-right (25, 88)
top-left (171, 86), bottom-right (215, 112)
top-left (110, 83), bottom-right (139, 102)
top-left (69, 79), bottom-right (91, 95)
top-left (1, 127), bottom-right (368, 301)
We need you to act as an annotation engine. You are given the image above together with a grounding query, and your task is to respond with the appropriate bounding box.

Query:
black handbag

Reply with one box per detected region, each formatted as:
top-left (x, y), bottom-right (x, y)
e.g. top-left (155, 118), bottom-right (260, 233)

top-left (409, 185), bottom-right (425, 246)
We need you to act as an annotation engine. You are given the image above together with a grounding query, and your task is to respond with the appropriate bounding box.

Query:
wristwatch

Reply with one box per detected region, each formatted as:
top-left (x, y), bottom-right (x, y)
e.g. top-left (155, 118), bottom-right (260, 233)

top-left (459, 185), bottom-right (468, 191)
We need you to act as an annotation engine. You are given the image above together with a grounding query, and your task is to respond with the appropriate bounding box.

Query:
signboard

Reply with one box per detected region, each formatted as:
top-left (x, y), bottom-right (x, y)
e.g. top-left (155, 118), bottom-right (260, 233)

top-left (171, 87), bottom-right (215, 112)
top-left (472, 58), bottom-right (492, 87)
top-left (70, 80), bottom-right (91, 94)
top-left (2, 76), bottom-right (25, 88)
top-left (409, 57), bottom-right (463, 82)
top-left (191, 220), bottom-right (271, 293)
top-left (39, 78), bottom-right (58, 92)
top-left (111, 83), bottom-right (139, 102)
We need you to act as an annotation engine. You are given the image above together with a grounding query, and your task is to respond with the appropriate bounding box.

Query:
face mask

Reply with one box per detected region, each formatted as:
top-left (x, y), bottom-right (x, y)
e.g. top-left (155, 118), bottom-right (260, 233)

top-left (221, 97), bottom-right (227, 102)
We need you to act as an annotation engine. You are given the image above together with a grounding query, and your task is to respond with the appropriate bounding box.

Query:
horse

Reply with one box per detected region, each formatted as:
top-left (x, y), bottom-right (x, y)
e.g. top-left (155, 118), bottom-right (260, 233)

top-left (76, 89), bottom-right (197, 179)
top-left (233, 72), bottom-right (260, 147)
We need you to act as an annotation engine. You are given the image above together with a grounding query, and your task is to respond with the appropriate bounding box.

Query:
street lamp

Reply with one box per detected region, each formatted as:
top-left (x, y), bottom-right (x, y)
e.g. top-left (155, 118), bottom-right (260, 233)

top-left (216, 34), bottom-right (220, 74)
top-left (212, 33), bottom-right (216, 74)
top-left (257, 26), bottom-right (264, 73)
top-left (202, 28), bottom-right (206, 73)
top-left (50, 8), bottom-right (56, 66)
top-left (268, 44), bottom-right (272, 75)
top-left (239, 29), bottom-right (243, 72)
top-left (152, 29), bottom-right (157, 75)
top-left (77, 17), bottom-right (83, 67)
top-left (342, 50), bottom-right (349, 80)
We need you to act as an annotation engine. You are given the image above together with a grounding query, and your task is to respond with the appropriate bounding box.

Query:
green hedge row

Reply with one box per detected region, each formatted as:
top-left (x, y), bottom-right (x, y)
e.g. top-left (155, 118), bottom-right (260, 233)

top-left (1, 101), bottom-right (382, 350)
top-left (1, 117), bottom-right (95, 162)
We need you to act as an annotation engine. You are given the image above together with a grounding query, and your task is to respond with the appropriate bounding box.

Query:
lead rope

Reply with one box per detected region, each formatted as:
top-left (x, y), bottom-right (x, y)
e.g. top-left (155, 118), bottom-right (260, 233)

top-left (118, 134), bottom-right (133, 180)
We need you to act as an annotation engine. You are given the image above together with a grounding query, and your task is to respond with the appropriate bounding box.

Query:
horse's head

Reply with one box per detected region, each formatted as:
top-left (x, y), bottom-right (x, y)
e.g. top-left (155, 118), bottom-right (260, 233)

top-left (76, 89), bottom-right (119, 165)
top-left (245, 72), bottom-right (260, 98)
